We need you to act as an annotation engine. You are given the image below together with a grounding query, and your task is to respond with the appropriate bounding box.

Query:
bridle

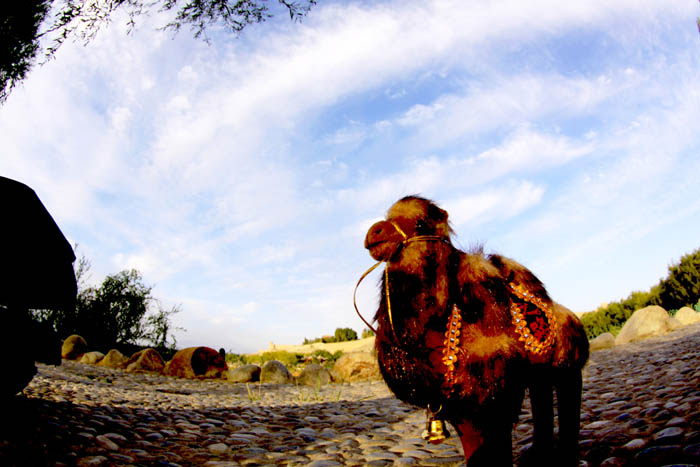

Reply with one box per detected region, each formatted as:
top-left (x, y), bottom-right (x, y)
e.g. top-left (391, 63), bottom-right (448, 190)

top-left (353, 220), bottom-right (457, 444)
top-left (353, 220), bottom-right (449, 343)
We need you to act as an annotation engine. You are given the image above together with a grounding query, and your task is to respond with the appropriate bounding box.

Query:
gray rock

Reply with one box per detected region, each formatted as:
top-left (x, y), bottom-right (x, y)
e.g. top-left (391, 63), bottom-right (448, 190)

top-left (207, 443), bottom-right (229, 454)
top-left (62, 334), bottom-right (88, 360)
top-left (79, 351), bottom-right (105, 365)
top-left (590, 332), bottom-right (616, 351)
top-left (616, 306), bottom-right (671, 345)
top-left (96, 349), bottom-right (128, 368)
top-left (297, 363), bottom-right (332, 386)
top-left (260, 360), bottom-right (292, 384)
top-left (622, 438), bottom-right (646, 450)
top-left (674, 307), bottom-right (700, 326)
top-left (332, 351), bottom-right (381, 382)
top-left (95, 434), bottom-right (119, 451)
top-left (225, 364), bottom-right (260, 383)
top-left (123, 348), bottom-right (165, 373)
top-left (653, 426), bottom-right (684, 444)
top-left (77, 456), bottom-right (109, 466)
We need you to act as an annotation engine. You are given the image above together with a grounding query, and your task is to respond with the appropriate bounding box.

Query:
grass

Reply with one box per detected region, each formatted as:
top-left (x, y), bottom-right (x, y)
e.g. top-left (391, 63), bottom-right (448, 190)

top-left (245, 381), bottom-right (262, 402)
top-left (226, 349), bottom-right (344, 371)
top-left (245, 378), bottom-right (343, 403)
top-left (294, 379), bottom-right (343, 403)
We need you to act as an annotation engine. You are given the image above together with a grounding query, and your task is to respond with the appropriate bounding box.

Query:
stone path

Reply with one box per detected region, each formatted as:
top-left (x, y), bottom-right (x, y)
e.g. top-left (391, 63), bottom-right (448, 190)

top-left (1, 323), bottom-right (699, 466)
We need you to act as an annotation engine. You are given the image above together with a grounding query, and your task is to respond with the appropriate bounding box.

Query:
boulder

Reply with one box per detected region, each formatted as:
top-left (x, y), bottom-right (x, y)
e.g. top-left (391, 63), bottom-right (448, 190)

top-left (97, 349), bottom-right (128, 368)
top-left (668, 316), bottom-right (684, 331)
top-left (297, 363), bottom-right (333, 386)
top-left (61, 334), bottom-right (88, 360)
top-left (79, 351), bottom-right (105, 365)
top-left (164, 347), bottom-right (228, 379)
top-left (332, 351), bottom-right (381, 382)
top-left (123, 348), bottom-right (165, 373)
top-left (225, 364), bottom-right (261, 383)
top-left (260, 360), bottom-right (293, 384)
top-left (615, 306), bottom-right (671, 346)
top-left (589, 332), bottom-right (616, 351)
top-left (673, 307), bottom-right (700, 326)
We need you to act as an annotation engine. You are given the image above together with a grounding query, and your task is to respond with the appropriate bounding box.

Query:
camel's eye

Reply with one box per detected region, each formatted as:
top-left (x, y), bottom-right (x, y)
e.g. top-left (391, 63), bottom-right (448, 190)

top-left (415, 219), bottom-right (430, 235)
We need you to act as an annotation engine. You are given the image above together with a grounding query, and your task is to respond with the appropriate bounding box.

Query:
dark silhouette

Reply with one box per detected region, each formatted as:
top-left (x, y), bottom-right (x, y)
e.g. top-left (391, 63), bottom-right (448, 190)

top-left (363, 196), bottom-right (589, 466)
top-left (0, 176), bottom-right (77, 396)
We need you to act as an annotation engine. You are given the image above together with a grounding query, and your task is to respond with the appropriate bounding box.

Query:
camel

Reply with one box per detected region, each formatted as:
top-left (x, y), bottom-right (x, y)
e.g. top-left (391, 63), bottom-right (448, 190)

top-left (358, 196), bottom-right (589, 466)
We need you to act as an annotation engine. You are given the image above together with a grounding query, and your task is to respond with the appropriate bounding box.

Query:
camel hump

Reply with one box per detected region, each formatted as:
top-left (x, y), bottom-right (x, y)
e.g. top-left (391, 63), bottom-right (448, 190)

top-left (487, 254), bottom-right (551, 303)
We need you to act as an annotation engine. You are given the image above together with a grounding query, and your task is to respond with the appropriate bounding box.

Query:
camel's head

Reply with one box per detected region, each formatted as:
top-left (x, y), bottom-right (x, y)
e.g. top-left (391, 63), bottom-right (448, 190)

top-left (364, 196), bottom-right (452, 261)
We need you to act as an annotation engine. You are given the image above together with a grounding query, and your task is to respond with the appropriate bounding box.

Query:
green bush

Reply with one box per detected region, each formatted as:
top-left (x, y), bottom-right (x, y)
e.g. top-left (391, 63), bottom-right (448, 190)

top-left (309, 349), bottom-right (343, 368)
top-left (361, 328), bottom-right (375, 339)
top-left (225, 349), bottom-right (344, 371)
top-left (654, 247), bottom-right (700, 311)
top-left (581, 288), bottom-right (655, 340)
top-left (244, 351), bottom-right (304, 368)
top-left (581, 246), bottom-right (700, 340)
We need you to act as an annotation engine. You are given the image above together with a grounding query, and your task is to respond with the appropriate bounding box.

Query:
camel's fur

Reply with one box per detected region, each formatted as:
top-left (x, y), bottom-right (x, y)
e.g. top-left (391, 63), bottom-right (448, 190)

top-left (364, 196), bottom-right (589, 466)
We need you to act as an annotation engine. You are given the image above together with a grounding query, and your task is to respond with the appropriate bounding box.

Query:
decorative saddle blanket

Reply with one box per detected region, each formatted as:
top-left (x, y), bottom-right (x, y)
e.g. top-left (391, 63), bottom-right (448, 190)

top-left (508, 282), bottom-right (556, 356)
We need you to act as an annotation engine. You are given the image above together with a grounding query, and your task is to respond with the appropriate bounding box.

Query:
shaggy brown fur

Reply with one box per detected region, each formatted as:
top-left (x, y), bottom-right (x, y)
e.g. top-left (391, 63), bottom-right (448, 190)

top-left (364, 196), bottom-right (589, 466)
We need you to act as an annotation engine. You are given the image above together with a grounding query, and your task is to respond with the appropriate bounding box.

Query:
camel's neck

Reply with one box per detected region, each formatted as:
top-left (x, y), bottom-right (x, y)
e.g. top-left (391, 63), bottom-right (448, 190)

top-left (380, 241), bottom-right (459, 343)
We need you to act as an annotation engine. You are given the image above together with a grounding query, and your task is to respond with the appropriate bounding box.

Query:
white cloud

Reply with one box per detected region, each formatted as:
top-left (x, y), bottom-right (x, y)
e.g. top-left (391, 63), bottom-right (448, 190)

top-left (445, 181), bottom-right (545, 229)
top-left (325, 121), bottom-right (368, 145)
top-left (472, 126), bottom-right (594, 175)
top-left (393, 72), bottom-right (630, 148)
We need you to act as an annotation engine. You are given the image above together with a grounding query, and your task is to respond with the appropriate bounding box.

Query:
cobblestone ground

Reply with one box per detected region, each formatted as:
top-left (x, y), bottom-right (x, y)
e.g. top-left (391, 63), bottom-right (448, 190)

top-left (1, 323), bottom-right (699, 466)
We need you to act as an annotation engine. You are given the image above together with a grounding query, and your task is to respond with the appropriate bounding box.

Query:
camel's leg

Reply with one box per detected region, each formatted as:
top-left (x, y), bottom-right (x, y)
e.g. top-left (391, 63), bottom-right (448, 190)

top-left (555, 369), bottom-right (583, 465)
top-left (529, 380), bottom-right (554, 451)
top-left (454, 420), bottom-right (485, 463)
top-left (455, 419), bottom-right (513, 467)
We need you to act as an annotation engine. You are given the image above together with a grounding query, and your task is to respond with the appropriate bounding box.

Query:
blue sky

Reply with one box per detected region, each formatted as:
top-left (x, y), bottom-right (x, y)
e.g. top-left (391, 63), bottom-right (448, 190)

top-left (1, 0), bottom-right (699, 353)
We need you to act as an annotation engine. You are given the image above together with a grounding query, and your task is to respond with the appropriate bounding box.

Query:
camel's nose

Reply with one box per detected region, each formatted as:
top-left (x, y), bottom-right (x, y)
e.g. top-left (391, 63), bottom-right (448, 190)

top-left (370, 223), bottom-right (385, 237)
top-left (365, 220), bottom-right (387, 249)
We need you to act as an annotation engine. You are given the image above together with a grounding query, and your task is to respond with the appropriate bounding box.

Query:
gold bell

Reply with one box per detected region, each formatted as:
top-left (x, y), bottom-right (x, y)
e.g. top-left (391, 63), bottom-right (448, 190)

top-left (421, 417), bottom-right (450, 444)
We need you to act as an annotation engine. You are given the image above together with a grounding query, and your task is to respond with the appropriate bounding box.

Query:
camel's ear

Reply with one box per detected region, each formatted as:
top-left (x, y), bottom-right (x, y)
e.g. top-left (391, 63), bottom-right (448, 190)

top-left (428, 204), bottom-right (448, 224)
top-left (427, 204), bottom-right (450, 237)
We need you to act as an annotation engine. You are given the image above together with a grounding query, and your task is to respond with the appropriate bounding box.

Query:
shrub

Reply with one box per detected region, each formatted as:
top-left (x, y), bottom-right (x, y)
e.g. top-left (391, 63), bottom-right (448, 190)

top-left (654, 247), bottom-right (700, 311)
top-left (244, 351), bottom-right (304, 368)
top-left (581, 289), bottom-right (655, 339)
top-left (581, 246), bottom-right (700, 339)
top-left (309, 349), bottom-right (343, 368)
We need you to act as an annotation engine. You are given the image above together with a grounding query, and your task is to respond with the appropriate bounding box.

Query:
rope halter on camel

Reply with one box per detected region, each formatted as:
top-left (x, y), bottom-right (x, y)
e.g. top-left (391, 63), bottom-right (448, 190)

top-left (353, 220), bottom-right (449, 343)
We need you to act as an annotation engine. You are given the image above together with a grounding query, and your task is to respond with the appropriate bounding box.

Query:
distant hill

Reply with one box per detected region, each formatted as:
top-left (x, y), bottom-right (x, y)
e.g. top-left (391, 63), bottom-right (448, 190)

top-left (255, 336), bottom-right (375, 355)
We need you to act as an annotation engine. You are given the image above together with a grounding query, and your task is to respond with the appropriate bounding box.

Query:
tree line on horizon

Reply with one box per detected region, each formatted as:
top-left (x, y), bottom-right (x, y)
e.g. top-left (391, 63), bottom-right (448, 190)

top-left (581, 246), bottom-right (700, 339)
top-left (302, 327), bottom-right (375, 345)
